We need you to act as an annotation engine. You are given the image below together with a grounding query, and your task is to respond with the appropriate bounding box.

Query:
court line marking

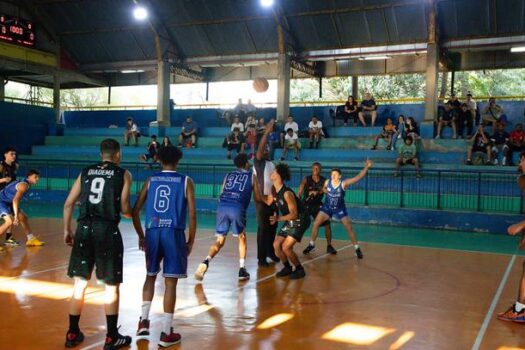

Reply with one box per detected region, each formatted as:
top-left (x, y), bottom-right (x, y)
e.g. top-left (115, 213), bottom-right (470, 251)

top-left (471, 253), bottom-right (517, 350)
top-left (79, 242), bottom-right (357, 350)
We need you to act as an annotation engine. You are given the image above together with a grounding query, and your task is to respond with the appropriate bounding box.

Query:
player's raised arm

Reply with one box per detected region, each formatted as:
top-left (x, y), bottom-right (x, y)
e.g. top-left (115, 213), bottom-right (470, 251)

top-left (63, 175), bottom-right (81, 246)
top-left (132, 178), bottom-right (149, 249)
top-left (120, 170), bottom-right (133, 218)
top-left (186, 178), bottom-right (197, 256)
top-left (342, 160), bottom-right (373, 189)
top-left (256, 120), bottom-right (274, 160)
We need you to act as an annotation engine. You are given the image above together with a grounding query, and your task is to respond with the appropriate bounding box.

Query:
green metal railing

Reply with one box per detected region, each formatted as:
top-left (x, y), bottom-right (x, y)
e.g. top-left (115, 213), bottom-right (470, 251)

top-left (17, 158), bottom-right (523, 215)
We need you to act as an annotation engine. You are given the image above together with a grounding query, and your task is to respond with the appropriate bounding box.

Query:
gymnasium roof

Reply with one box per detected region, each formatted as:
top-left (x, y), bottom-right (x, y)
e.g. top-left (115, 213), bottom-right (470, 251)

top-left (1, 0), bottom-right (525, 88)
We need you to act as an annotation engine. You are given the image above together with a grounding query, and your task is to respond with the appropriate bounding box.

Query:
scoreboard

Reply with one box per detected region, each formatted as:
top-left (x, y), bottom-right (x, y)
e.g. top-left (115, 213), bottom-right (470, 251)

top-left (0, 14), bottom-right (35, 47)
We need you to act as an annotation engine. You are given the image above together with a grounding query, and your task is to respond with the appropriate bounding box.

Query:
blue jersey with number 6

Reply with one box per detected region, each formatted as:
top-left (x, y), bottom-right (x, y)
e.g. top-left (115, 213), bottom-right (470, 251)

top-left (219, 169), bottom-right (253, 210)
top-left (146, 171), bottom-right (188, 230)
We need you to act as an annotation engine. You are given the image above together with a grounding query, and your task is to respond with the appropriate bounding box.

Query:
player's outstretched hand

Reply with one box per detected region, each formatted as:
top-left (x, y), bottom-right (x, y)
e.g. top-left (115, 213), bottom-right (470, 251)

top-left (64, 230), bottom-right (74, 246)
top-left (365, 159), bottom-right (373, 169)
top-left (508, 223), bottom-right (523, 236)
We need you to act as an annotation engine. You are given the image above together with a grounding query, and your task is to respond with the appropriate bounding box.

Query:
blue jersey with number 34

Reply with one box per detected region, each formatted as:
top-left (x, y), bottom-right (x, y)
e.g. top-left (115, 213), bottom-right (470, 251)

top-left (219, 169), bottom-right (253, 210)
top-left (146, 171), bottom-right (188, 230)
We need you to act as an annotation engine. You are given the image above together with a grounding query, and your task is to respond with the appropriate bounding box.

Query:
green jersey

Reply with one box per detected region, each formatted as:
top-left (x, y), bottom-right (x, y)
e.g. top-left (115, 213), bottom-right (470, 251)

top-left (78, 161), bottom-right (125, 223)
top-left (398, 143), bottom-right (417, 159)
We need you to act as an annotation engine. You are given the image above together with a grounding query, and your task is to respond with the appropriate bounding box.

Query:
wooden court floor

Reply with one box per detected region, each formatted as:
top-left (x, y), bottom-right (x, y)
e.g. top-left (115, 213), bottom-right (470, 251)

top-left (1, 218), bottom-right (525, 349)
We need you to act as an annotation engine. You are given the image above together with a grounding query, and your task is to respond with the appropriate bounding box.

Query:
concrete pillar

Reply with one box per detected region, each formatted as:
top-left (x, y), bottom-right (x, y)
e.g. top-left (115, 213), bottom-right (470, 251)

top-left (352, 76), bottom-right (358, 98)
top-left (424, 3), bottom-right (439, 122)
top-left (53, 73), bottom-right (61, 123)
top-left (156, 60), bottom-right (171, 126)
top-left (276, 52), bottom-right (290, 121)
top-left (424, 43), bottom-right (439, 122)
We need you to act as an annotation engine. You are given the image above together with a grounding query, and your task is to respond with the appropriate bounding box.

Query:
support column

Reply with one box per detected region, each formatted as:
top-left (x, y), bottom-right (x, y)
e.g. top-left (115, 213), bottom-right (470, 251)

top-left (424, 4), bottom-right (439, 123)
top-left (450, 70), bottom-right (455, 96)
top-left (53, 73), bottom-right (61, 123)
top-left (352, 76), bottom-right (358, 98)
top-left (276, 52), bottom-right (290, 122)
top-left (156, 60), bottom-right (171, 126)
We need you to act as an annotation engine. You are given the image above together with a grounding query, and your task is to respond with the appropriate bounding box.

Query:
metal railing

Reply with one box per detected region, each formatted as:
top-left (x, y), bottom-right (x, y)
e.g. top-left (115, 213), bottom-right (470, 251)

top-left (16, 158), bottom-right (522, 215)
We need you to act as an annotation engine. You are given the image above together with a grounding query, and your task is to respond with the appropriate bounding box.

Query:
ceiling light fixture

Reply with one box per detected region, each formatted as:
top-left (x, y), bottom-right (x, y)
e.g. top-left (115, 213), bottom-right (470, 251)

top-left (133, 6), bottom-right (148, 20)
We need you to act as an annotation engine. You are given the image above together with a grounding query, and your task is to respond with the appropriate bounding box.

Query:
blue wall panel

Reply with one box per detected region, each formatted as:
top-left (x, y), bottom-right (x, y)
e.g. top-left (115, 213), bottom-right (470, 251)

top-left (0, 102), bottom-right (55, 154)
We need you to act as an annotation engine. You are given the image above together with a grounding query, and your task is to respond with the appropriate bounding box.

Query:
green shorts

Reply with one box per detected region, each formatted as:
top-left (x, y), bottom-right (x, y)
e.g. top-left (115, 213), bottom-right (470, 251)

top-left (67, 220), bottom-right (124, 285)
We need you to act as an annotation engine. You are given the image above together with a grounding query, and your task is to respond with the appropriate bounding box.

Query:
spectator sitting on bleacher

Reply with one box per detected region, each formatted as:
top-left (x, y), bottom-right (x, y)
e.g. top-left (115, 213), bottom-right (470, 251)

top-left (256, 117), bottom-right (266, 136)
top-left (245, 99), bottom-right (257, 117)
top-left (481, 97), bottom-right (505, 132)
top-left (343, 95), bottom-right (359, 127)
top-left (139, 135), bottom-right (159, 166)
top-left (281, 115), bottom-right (299, 147)
top-left (159, 136), bottom-right (172, 151)
top-left (507, 124), bottom-right (525, 166)
top-left (466, 93), bottom-right (477, 128)
top-left (225, 127), bottom-right (245, 159)
top-left (245, 115), bottom-right (257, 130)
top-left (436, 102), bottom-right (457, 139)
top-left (447, 94), bottom-right (461, 112)
top-left (465, 125), bottom-right (492, 165)
top-left (231, 116), bottom-right (245, 133)
top-left (392, 115), bottom-right (406, 150)
top-left (371, 117), bottom-right (397, 150)
top-left (281, 128), bottom-right (300, 161)
top-left (178, 116), bottom-right (197, 148)
top-left (457, 103), bottom-right (474, 139)
top-left (358, 92), bottom-right (378, 127)
top-left (245, 123), bottom-right (257, 159)
top-left (394, 136), bottom-right (421, 178)
top-left (406, 117), bottom-right (420, 140)
top-left (490, 123), bottom-right (510, 166)
top-left (308, 116), bottom-right (324, 149)
top-left (233, 98), bottom-right (246, 122)
top-left (124, 117), bottom-right (139, 146)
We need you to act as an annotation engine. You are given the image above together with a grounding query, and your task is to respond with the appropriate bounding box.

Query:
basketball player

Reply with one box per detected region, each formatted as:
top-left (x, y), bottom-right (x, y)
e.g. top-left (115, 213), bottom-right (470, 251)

top-left (298, 162), bottom-right (336, 255)
top-left (195, 153), bottom-right (261, 282)
top-left (0, 147), bottom-right (20, 246)
top-left (306, 160), bottom-right (373, 259)
top-left (265, 163), bottom-right (311, 279)
top-left (133, 146), bottom-right (196, 347)
top-left (497, 152), bottom-right (525, 322)
top-left (63, 139), bottom-right (133, 349)
top-left (0, 169), bottom-right (41, 252)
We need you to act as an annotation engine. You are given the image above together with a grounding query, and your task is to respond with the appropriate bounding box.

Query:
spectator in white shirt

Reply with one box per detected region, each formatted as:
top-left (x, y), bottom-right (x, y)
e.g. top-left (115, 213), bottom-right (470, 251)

top-left (231, 116), bottom-right (245, 133)
top-left (281, 115), bottom-right (299, 147)
top-left (124, 117), bottom-right (139, 146)
top-left (308, 116), bottom-right (324, 149)
top-left (280, 128), bottom-right (301, 161)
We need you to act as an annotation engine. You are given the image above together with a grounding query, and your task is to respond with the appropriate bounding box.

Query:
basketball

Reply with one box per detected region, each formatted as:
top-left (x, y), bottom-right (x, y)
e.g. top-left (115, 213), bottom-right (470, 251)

top-left (253, 77), bottom-right (269, 93)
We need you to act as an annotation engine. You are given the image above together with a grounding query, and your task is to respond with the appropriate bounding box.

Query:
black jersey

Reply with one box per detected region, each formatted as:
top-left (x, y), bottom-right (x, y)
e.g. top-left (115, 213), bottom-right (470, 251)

top-left (0, 161), bottom-right (17, 191)
top-left (78, 161), bottom-right (125, 223)
top-left (274, 185), bottom-right (306, 219)
top-left (301, 175), bottom-right (326, 208)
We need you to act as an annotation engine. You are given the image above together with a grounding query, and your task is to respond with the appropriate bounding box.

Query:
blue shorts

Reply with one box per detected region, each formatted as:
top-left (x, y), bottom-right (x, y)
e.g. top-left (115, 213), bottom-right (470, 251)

top-left (320, 206), bottom-right (349, 221)
top-left (145, 227), bottom-right (187, 278)
top-left (216, 204), bottom-right (246, 236)
top-left (0, 201), bottom-right (13, 217)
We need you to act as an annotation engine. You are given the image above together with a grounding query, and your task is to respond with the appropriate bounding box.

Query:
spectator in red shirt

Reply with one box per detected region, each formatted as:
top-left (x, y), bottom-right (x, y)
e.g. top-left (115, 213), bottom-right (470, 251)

top-left (508, 124), bottom-right (525, 166)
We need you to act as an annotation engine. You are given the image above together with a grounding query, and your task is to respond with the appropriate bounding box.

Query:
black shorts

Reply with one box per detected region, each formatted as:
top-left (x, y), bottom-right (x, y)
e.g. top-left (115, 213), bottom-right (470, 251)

top-left (67, 220), bottom-right (124, 285)
top-left (307, 205), bottom-right (330, 227)
top-left (278, 216), bottom-right (311, 242)
top-left (143, 151), bottom-right (156, 160)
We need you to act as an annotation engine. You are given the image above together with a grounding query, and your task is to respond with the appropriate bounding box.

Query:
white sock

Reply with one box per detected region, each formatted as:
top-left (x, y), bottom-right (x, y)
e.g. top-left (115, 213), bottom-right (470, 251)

top-left (27, 233), bottom-right (35, 240)
top-left (239, 259), bottom-right (245, 268)
top-left (516, 301), bottom-right (525, 312)
top-left (309, 241), bottom-right (315, 246)
top-left (354, 244), bottom-right (360, 250)
top-left (163, 313), bottom-right (173, 334)
top-left (141, 301), bottom-right (152, 320)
